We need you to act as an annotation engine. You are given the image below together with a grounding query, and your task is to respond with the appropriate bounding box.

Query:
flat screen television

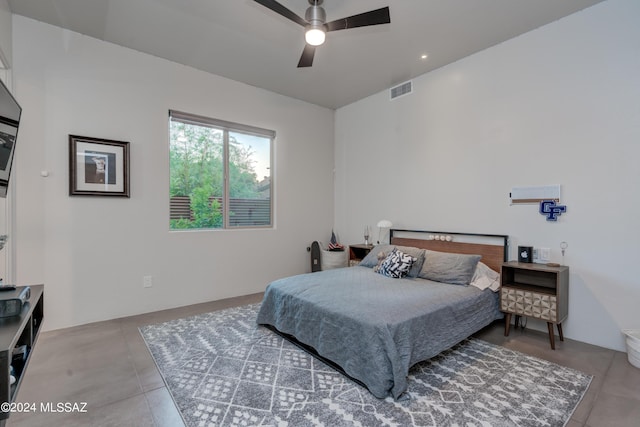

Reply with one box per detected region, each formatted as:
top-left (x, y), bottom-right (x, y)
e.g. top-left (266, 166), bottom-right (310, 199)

top-left (0, 78), bottom-right (21, 198)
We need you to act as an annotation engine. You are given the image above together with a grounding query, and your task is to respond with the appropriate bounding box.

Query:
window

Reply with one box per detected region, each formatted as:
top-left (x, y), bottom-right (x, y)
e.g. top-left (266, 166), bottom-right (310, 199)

top-left (169, 110), bottom-right (274, 230)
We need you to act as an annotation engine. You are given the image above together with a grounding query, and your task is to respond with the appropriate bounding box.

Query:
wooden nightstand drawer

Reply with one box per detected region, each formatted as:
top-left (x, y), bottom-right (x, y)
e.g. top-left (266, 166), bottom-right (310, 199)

top-left (501, 287), bottom-right (557, 322)
top-left (500, 261), bottom-right (569, 350)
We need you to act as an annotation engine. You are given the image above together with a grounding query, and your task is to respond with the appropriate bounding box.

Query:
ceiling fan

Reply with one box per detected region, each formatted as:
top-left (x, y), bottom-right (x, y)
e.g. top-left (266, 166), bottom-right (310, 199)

top-left (254, 0), bottom-right (391, 68)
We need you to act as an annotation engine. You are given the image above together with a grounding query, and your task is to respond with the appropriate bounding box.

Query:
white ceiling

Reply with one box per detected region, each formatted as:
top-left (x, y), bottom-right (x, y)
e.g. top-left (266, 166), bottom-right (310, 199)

top-left (8, 0), bottom-right (603, 109)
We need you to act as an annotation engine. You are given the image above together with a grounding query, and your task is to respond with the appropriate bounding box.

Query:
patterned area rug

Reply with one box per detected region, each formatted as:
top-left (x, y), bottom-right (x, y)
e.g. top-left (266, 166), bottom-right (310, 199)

top-left (139, 304), bottom-right (591, 427)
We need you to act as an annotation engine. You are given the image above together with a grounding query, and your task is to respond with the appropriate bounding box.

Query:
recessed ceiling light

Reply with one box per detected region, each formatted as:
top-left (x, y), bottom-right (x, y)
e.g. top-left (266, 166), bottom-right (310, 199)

top-left (420, 54), bottom-right (429, 60)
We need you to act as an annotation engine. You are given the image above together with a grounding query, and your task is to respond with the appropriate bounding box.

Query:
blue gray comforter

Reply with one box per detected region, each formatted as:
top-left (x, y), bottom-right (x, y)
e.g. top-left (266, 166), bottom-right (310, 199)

top-left (256, 266), bottom-right (501, 400)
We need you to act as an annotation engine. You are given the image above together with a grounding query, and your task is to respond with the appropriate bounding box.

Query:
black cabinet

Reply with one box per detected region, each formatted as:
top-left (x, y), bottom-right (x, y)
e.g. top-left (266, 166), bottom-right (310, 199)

top-left (0, 285), bottom-right (44, 424)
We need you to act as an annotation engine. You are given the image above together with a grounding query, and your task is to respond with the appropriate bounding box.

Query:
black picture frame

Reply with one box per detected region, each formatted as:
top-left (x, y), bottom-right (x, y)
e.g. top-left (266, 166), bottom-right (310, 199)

top-left (518, 246), bottom-right (533, 263)
top-left (69, 135), bottom-right (130, 197)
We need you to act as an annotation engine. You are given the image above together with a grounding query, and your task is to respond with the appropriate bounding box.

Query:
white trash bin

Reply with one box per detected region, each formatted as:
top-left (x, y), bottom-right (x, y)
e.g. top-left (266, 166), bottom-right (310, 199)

top-left (622, 329), bottom-right (640, 369)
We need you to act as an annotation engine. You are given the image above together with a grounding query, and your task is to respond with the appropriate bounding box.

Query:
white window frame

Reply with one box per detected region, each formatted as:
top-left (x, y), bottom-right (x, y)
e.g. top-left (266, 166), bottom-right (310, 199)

top-left (169, 110), bottom-right (275, 230)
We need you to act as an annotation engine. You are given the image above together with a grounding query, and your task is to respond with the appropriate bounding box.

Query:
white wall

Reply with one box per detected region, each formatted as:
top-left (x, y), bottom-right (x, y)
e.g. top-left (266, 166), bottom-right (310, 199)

top-left (335, 0), bottom-right (640, 352)
top-left (0, 0), bottom-right (11, 284)
top-left (0, 0), bottom-right (11, 69)
top-left (12, 16), bottom-right (335, 331)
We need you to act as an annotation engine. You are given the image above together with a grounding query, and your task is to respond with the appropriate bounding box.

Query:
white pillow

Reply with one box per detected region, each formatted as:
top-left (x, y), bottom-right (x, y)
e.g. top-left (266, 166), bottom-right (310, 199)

top-left (470, 262), bottom-right (500, 292)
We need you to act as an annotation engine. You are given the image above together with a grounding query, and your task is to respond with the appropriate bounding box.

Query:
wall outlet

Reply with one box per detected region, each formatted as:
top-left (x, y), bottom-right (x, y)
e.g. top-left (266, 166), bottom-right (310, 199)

top-left (533, 248), bottom-right (539, 261)
top-left (143, 275), bottom-right (153, 288)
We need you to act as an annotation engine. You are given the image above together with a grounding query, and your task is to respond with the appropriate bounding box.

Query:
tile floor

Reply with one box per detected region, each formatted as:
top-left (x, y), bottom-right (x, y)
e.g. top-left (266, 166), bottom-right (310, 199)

top-left (7, 293), bottom-right (640, 427)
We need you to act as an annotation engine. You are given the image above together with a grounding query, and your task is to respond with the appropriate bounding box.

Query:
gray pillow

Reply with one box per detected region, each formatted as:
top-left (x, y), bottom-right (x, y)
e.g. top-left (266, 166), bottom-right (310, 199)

top-left (418, 250), bottom-right (481, 285)
top-left (359, 245), bottom-right (394, 267)
top-left (360, 245), bottom-right (425, 278)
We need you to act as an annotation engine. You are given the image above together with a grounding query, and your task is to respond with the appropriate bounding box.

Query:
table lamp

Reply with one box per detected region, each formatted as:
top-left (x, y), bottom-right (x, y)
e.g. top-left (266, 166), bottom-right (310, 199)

top-left (377, 219), bottom-right (393, 244)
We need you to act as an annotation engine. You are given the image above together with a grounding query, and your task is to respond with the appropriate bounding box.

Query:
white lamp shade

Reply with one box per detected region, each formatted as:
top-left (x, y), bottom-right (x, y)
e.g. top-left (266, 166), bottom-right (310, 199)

top-left (377, 219), bottom-right (393, 228)
top-left (305, 28), bottom-right (325, 46)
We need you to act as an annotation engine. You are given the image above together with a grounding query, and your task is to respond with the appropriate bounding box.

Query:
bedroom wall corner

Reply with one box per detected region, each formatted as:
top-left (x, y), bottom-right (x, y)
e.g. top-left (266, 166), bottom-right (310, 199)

top-left (334, 0), bottom-right (640, 352)
top-left (11, 16), bottom-right (335, 331)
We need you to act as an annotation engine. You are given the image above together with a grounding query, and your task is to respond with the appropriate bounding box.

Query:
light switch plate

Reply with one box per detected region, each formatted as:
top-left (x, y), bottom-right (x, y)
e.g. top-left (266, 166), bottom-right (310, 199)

top-left (540, 248), bottom-right (551, 262)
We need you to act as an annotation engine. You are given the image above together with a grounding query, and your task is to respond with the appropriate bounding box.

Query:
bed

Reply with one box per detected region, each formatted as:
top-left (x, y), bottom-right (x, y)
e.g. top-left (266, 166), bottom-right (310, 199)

top-left (257, 229), bottom-right (508, 400)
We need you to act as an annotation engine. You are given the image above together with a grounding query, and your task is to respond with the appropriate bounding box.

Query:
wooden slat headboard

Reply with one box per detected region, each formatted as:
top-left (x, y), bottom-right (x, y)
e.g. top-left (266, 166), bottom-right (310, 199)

top-left (390, 229), bottom-right (508, 273)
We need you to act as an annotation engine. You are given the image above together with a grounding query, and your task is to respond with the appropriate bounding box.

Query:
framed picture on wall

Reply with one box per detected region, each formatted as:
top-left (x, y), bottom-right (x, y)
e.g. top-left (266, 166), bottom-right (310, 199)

top-left (69, 135), bottom-right (130, 197)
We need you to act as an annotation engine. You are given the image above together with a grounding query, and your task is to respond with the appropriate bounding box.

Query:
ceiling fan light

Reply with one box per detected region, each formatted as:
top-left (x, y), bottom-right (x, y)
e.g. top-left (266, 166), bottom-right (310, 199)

top-left (305, 27), bottom-right (325, 46)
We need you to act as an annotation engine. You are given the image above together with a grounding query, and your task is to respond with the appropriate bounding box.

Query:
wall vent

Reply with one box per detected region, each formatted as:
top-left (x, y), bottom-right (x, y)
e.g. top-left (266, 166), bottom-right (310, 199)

top-left (390, 81), bottom-right (412, 100)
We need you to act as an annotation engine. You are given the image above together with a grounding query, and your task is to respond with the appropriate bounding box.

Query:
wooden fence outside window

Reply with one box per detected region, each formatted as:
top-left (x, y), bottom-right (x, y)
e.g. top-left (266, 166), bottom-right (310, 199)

top-left (170, 196), bottom-right (270, 226)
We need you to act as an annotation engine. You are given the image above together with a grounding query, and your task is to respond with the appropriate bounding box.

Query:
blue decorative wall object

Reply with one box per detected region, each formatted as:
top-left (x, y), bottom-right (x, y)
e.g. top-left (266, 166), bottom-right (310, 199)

top-left (540, 200), bottom-right (567, 221)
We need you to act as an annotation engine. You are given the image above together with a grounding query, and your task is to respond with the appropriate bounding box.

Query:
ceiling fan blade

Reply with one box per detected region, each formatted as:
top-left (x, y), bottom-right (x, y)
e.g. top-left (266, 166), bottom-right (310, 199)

top-left (297, 44), bottom-right (316, 68)
top-left (325, 7), bottom-right (390, 32)
top-left (254, 0), bottom-right (307, 27)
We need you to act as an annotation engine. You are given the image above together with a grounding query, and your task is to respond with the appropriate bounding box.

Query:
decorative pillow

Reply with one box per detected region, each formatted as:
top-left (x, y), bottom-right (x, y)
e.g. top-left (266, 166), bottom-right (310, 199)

top-left (418, 250), bottom-right (481, 286)
top-left (372, 251), bottom-right (387, 273)
top-left (395, 245), bottom-right (426, 278)
top-left (377, 248), bottom-right (415, 279)
top-left (470, 262), bottom-right (501, 292)
top-left (359, 245), bottom-right (393, 267)
top-left (360, 245), bottom-right (425, 278)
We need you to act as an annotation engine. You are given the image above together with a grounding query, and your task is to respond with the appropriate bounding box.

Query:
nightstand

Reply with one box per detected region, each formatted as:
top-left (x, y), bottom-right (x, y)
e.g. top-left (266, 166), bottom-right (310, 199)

top-left (348, 244), bottom-right (374, 266)
top-left (500, 261), bottom-right (569, 350)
